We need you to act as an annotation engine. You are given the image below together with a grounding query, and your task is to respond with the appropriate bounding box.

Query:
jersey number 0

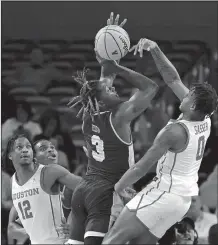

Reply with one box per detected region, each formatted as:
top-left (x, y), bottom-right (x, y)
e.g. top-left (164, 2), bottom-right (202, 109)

top-left (196, 135), bottom-right (206, 161)
top-left (91, 135), bottom-right (105, 162)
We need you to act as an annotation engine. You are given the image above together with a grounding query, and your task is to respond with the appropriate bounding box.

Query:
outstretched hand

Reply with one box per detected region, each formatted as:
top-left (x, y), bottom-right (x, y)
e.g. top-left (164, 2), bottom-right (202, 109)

top-left (129, 38), bottom-right (157, 57)
top-left (107, 12), bottom-right (127, 27)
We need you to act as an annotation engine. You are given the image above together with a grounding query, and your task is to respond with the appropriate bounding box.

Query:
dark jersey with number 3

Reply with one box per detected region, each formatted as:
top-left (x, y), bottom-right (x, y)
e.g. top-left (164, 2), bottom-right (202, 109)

top-left (82, 110), bottom-right (135, 184)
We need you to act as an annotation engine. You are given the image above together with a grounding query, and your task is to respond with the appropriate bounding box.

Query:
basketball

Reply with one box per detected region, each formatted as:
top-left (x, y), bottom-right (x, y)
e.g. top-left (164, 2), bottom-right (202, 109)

top-left (95, 25), bottom-right (130, 60)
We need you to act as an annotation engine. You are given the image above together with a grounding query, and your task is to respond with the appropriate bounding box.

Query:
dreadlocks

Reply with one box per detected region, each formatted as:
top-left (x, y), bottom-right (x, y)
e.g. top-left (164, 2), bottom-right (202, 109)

top-left (2, 134), bottom-right (35, 175)
top-left (68, 68), bottom-right (101, 121)
top-left (191, 82), bottom-right (218, 117)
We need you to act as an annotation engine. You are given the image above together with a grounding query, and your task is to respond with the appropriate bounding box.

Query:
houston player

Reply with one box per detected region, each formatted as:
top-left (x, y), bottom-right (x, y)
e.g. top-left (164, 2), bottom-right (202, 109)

top-left (6, 135), bottom-right (81, 244)
top-left (65, 13), bottom-right (158, 245)
top-left (102, 38), bottom-right (218, 244)
top-left (8, 139), bottom-right (71, 244)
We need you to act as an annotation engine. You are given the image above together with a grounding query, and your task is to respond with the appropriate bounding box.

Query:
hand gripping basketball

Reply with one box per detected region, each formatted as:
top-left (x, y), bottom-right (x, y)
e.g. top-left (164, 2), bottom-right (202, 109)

top-left (107, 12), bottom-right (127, 27)
top-left (95, 50), bottom-right (120, 74)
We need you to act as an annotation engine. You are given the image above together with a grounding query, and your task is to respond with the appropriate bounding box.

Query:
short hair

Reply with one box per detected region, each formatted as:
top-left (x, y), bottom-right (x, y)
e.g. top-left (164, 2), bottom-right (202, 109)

top-left (33, 139), bottom-right (48, 146)
top-left (2, 134), bottom-right (35, 175)
top-left (191, 82), bottom-right (218, 117)
top-left (68, 68), bottom-right (101, 121)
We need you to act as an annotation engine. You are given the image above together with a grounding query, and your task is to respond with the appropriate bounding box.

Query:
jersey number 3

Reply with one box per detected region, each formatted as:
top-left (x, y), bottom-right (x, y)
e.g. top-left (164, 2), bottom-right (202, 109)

top-left (91, 135), bottom-right (105, 162)
top-left (196, 135), bottom-right (206, 161)
top-left (18, 200), bottom-right (33, 220)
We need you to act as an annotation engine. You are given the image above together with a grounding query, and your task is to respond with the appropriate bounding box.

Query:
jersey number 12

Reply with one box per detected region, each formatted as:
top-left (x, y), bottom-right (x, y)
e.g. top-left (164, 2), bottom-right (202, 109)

top-left (18, 200), bottom-right (33, 220)
top-left (91, 135), bottom-right (105, 162)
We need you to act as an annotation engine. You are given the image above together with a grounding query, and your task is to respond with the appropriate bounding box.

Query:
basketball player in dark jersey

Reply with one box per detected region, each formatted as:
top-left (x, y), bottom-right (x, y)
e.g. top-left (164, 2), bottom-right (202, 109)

top-left (65, 12), bottom-right (159, 245)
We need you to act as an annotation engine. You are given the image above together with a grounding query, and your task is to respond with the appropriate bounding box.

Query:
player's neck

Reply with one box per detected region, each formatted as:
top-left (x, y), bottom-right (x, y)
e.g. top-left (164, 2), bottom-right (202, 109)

top-left (182, 113), bottom-right (205, 122)
top-left (15, 163), bottom-right (36, 185)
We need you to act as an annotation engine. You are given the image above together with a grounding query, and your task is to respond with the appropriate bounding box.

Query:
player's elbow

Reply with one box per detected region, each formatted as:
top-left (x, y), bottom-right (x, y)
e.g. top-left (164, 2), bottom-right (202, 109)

top-left (151, 83), bottom-right (159, 94)
top-left (146, 83), bottom-right (159, 98)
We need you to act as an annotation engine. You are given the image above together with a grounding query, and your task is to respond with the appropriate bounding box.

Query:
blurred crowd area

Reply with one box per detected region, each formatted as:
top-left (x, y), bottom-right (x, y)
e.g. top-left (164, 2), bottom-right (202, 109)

top-left (1, 38), bottom-right (218, 244)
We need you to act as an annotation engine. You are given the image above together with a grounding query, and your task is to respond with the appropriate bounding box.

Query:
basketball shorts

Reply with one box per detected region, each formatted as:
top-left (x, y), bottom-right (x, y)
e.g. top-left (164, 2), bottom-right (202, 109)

top-left (69, 176), bottom-right (114, 241)
top-left (126, 183), bottom-right (191, 238)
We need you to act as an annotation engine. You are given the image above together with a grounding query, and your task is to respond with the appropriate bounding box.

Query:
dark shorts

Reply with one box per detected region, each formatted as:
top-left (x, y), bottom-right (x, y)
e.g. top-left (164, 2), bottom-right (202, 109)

top-left (69, 176), bottom-right (114, 241)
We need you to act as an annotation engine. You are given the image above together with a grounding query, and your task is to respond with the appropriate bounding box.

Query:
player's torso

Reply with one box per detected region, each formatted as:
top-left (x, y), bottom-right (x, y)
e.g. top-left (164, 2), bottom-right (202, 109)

top-left (12, 164), bottom-right (65, 244)
top-left (83, 111), bottom-right (135, 184)
top-left (155, 117), bottom-right (211, 196)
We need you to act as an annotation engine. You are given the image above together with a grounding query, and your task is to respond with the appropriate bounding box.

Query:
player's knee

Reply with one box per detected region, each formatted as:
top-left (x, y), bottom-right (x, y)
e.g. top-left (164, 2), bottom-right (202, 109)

top-left (84, 236), bottom-right (104, 245)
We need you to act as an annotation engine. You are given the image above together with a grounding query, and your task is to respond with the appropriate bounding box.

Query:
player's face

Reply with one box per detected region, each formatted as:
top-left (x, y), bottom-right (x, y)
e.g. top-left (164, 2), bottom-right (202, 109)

top-left (179, 90), bottom-right (196, 114)
top-left (97, 82), bottom-right (121, 106)
top-left (34, 140), bottom-right (58, 165)
top-left (175, 224), bottom-right (195, 244)
top-left (9, 137), bottom-right (33, 166)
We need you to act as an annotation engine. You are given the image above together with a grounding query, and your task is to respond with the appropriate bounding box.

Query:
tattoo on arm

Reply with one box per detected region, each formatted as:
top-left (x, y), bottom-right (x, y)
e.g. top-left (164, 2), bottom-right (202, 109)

top-left (150, 46), bottom-right (181, 85)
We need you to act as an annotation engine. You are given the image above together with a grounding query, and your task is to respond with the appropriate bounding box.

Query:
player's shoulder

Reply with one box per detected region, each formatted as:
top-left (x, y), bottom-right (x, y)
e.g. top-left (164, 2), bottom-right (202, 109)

top-left (163, 123), bottom-right (188, 143)
top-left (43, 163), bottom-right (65, 172)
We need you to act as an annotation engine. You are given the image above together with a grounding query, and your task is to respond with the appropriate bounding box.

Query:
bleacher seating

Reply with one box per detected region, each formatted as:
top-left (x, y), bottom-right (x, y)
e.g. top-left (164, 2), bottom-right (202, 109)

top-left (9, 87), bottom-right (38, 101)
top-left (1, 38), bottom-right (209, 140)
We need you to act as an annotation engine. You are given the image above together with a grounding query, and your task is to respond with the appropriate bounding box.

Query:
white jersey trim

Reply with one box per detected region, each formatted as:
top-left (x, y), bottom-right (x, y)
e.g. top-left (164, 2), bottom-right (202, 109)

top-left (65, 239), bottom-right (84, 244)
top-left (109, 112), bottom-right (132, 145)
top-left (84, 231), bottom-right (105, 239)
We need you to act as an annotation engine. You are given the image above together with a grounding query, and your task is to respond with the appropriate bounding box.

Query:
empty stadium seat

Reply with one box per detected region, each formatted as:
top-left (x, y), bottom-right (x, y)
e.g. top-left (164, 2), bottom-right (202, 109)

top-left (39, 43), bottom-right (61, 53)
top-left (12, 61), bottom-right (30, 68)
top-left (173, 43), bottom-right (203, 54)
top-left (67, 43), bottom-right (94, 53)
top-left (56, 53), bottom-right (86, 62)
top-left (39, 39), bottom-right (67, 46)
top-left (1, 69), bottom-right (16, 77)
top-left (5, 39), bottom-right (34, 45)
top-left (59, 97), bottom-right (74, 106)
top-left (9, 87), bottom-right (38, 100)
top-left (50, 61), bottom-right (72, 70)
top-left (47, 87), bottom-right (76, 104)
top-left (166, 52), bottom-right (193, 63)
top-left (25, 96), bottom-right (52, 114)
top-left (2, 53), bottom-right (16, 62)
top-left (3, 43), bottom-right (27, 53)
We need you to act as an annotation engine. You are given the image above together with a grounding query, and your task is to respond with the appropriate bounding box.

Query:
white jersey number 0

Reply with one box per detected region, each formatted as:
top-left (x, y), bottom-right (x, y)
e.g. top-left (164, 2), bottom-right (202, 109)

top-left (91, 135), bottom-right (105, 162)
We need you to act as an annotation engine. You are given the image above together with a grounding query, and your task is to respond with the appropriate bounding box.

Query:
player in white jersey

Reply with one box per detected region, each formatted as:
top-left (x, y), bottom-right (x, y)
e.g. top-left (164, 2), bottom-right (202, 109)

top-left (6, 135), bottom-right (81, 244)
top-left (102, 38), bottom-right (218, 244)
top-left (8, 139), bottom-right (71, 244)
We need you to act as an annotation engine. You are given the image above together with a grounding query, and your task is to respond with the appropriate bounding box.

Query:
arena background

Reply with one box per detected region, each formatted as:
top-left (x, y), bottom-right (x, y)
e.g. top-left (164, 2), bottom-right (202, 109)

top-left (1, 1), bottom-right (218, 245)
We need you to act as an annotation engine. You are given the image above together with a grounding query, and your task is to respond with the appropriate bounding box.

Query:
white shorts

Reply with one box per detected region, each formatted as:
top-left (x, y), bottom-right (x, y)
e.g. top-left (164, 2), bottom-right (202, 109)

top-left (126, 184), bottom-right (191, 238)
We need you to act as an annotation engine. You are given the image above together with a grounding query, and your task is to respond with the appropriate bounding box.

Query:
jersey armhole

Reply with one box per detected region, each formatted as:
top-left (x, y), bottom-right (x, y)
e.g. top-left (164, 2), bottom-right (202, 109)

top-left (40, 166), bottom-right (60, 195)
top-left (169, 122), bottom-right (190, 153)
top-left (109, 112), bottom-right (132, 145)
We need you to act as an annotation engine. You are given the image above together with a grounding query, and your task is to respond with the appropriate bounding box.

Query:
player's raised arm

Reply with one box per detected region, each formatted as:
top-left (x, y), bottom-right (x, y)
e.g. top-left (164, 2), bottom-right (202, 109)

top-left (114, 123), bottom-right (188, 193)
top-left (43, 164), bottom-right (82, 190)
top-left (99, 12), bottom-right (127, 85)
top-left (130, 38), bottom-right (189, 101)
top-left (97, 54), bottom-right (158, 123)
